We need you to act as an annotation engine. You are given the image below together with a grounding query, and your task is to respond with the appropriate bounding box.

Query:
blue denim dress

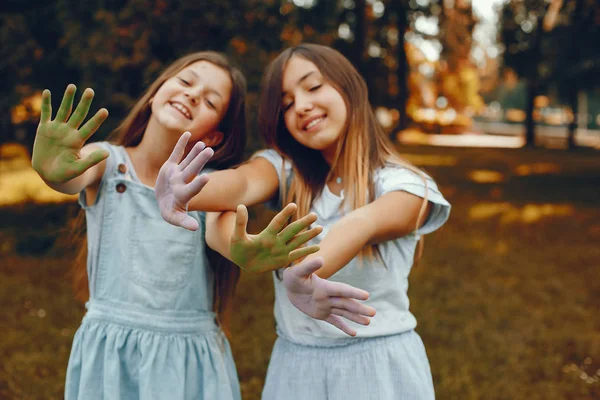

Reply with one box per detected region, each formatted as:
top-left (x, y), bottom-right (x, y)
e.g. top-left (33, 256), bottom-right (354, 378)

top-left (65, 143), bottom-right (240, 400)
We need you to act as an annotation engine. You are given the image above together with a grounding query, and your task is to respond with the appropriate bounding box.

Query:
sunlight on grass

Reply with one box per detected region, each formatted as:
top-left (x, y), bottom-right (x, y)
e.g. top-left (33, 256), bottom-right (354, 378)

top-left (469, 202), bottom-right (575, 223)
top-left (0, 169), bottom-right (77, 206)
top-left (401, 153), bottom-right (458, 167)
top-left (514, 162), bottom-right (562, 176)
top-left (397, 129), bottom-right (525, 148)
top-left (1, 143), bottom-right (29, 159)
top-left (0, 144), bottom-right (77, 206)
top-left (467, 169), bottom-right (505, 183)
top-left (562, 359), bottom-right (600, 385)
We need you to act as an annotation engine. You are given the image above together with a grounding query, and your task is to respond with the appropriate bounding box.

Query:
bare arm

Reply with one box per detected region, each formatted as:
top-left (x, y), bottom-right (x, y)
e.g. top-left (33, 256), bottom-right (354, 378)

top-left (205, 211), bottom-right (236, 259)
top-left (305, 191), bottom-right (433, 279)
top-left (189, 157), bottom-right (280, 212)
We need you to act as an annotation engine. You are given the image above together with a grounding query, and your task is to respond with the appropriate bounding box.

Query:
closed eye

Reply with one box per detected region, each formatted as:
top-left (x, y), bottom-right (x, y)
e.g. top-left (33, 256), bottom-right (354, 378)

top-left (283, 101), bottom-right (294, 112)
top-left (178, 77), bottom-right (191, 86)
top-left (206, 99), bottom-right (216, 110)
top-left (309, 85), bottom-right (322, 92)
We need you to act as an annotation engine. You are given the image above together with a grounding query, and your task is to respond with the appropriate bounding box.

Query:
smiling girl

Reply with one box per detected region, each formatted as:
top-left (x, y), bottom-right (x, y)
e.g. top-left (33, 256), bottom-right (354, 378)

top-left (157, 44), bottom-right (451, 399)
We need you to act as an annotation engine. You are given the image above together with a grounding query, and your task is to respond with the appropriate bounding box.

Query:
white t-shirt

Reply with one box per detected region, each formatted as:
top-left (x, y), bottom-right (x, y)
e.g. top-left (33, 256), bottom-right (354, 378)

top-left (254, 149), bottom-right (451, 346)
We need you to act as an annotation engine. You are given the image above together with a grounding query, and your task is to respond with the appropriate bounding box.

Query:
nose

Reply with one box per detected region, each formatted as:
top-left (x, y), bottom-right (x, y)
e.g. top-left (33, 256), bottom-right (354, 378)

top-left (185, 84), bottom-right (205, 105)
top-left (294, 93), bottom-right (313, 114)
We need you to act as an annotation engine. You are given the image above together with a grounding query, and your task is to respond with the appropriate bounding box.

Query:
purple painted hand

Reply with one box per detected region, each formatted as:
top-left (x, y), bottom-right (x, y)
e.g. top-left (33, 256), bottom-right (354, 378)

top-left (283, 257), bottom-right (376, 336)
top-left (155, 132), bottom-right (214, 231)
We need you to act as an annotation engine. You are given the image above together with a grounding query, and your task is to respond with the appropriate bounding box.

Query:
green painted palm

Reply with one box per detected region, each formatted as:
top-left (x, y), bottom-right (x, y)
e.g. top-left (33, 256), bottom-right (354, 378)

top-left (230, 203), bottom-right (323, 274)
top-left (32, 84), bottom-right (109, 184)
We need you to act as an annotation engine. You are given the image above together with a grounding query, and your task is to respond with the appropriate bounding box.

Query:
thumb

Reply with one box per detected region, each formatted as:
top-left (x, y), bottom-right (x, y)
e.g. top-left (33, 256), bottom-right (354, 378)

top-left (231, 204), bottom-right (249, 242)
top-left (179, 214), bottom-right (199, 231)
top-left (290, 257), bottom-right (324, 278)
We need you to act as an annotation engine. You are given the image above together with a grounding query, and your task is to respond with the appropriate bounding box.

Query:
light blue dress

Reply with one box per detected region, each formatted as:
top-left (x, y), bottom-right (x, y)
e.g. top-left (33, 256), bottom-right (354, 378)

top-left (65, 143), bottom-right (240, 400)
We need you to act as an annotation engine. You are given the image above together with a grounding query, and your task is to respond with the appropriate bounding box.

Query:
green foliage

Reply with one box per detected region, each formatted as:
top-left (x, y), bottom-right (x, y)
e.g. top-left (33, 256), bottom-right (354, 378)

top-left (0, 0), bottom-right (434, 149)
top-left (499, 0), bottom-right (600, 90)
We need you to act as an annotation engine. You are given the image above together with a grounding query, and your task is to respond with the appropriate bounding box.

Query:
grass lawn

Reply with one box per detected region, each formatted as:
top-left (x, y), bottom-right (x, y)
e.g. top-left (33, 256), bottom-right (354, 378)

top-left (1, 143), bottom-right (599, 399)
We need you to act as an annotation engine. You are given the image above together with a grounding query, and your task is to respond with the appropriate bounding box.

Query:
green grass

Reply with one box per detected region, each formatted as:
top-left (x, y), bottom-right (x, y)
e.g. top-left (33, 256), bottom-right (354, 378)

top-left (1, 145), bottom-right (599, 399)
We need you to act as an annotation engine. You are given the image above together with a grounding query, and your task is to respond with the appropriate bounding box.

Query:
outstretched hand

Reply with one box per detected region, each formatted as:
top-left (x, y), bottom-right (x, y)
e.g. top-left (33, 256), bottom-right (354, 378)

top-left (32, 84), bottom-right (109, 183)
top-left (230, 203), bottom-right (323, 274)
top-left (283, 257), bottom-right (376, 336)
top-left (155, 132), bottom-right (214, 231)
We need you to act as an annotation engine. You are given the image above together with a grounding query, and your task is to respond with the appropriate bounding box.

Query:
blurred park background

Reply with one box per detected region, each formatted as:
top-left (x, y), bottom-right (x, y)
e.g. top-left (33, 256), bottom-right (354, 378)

top-left (1, 0), bottom-right (599, 399)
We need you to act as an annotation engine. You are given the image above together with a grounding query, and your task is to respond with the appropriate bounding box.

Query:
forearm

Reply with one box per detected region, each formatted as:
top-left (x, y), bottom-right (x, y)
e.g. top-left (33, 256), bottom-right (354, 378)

top-left (38, 169), bottom-right (95, 195)
top-left (306, 214), bottom-right (376, 279)
top-left (188, 169), bottom-right (250, 212)
top-left (205, 211), bottom-right (237, 260)
top-left (188, 159), bottom-right (279, 212)
top-left (308, 193), bottom-right (434, 279)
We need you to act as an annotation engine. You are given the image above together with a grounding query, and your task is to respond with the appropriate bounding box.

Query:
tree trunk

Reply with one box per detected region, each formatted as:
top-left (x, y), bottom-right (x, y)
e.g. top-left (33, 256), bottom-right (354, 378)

top-left (352, 0), bottom-right (366, 78)
top-left (524, 80), bottom-right (537, 147)
top-left (567, 86), bottom-right (578, 149)
top-left (396, 7), bottom-right (409, 131)
top-left (0, 110), bottom-right (13, 146)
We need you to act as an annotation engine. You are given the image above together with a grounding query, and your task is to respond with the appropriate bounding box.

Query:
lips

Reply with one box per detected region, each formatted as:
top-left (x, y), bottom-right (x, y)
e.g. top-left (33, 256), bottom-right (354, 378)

top-left (169, 101), bottom-right (192, 120)
top-left (302, 115), bottom-right (326, 131)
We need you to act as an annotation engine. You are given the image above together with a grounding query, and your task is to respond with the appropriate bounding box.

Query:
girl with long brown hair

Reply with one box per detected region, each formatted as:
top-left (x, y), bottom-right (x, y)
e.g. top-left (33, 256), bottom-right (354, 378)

top-left (31, 51), bottom-right (328, 400)
top-left (157, 44), bottom-right (451, 399)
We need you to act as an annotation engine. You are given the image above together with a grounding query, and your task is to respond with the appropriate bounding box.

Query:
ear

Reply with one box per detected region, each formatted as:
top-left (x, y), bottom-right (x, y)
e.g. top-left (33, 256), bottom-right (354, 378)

top-left (203, 130), bottom-right (224, 148)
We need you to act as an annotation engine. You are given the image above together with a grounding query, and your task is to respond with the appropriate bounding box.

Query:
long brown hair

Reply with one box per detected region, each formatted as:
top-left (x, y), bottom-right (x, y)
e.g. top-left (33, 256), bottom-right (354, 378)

top-left (72, 52), bottom-right (246, 334)
top-left (258, 44), bottom-right (428, 263)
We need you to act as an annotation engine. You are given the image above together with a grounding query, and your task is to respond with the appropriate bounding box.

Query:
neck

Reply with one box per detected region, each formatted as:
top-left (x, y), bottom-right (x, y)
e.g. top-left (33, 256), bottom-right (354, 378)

top-left (127, 118), bottom-right (184, 186)
top-left (321, 146), bottom-right (336, 166)
top-left (321, 146), bottom-right (344, 184)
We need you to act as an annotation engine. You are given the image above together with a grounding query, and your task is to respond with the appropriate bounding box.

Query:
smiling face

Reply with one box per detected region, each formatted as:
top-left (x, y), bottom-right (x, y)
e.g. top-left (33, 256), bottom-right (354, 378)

top-left (281, 56), bottom-right (348, 163)
top-left (151, 60), bottom-right (232, 144)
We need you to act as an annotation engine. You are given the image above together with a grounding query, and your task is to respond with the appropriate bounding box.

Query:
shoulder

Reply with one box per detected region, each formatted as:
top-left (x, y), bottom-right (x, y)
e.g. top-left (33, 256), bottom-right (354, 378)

top-left (250, 149), bottom-right (292, 181)
top-left (373, 161), bottom-right (451, 235)
top-left (374, 161), bottom-right (449, 207)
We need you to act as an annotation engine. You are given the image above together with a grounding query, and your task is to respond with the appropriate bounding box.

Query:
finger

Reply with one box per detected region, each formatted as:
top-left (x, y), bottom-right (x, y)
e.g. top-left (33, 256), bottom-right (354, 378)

top-left (289, 257), bottom-right (324, 278)
top-left (325, 315), bottom-right (356, 337)
top-left (67, 88), bottom-right (95, 128)
top-left (78, 108), bottom-right (109, 143)
top-left (322, 280), bottom-right (370, 301)
top-left (71, 149), bottom-right (109, 176)
top-left (175, 213), bottom-right (199, 231)
top-left (231, 204), bottom-right (249, 242)
top-left (180, 174), bottom-right (210, 203)
top-left (168, 132), bottom-right (192, 163)
top-left (331, 307), bottom-right (371, 325)
top-left (55, 84), bottom-right (76, 122)
top-left (181, 147), bottom-right (214, 183)
top-left (288, 245), bottom-right (320, 263)
top-left (40, 89), bottom-right (52, 123)
top-left (278, 212), bottom-right (318, 242)
top-left (330, 298), bottom-right (376, 317)
top-left (179, 141), bottom-right (206, 170)
top-left (286, 226), bottom-right (323, 250)
top-left (264, 203), bottom-right (297, 234)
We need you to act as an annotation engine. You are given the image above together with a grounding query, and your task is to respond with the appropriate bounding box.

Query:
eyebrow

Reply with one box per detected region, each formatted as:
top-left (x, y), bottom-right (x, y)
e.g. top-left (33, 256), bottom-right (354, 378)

top-left (184, 70), bottom-right (224, 101)
top-left (281, 71), bottom-right (317, 97)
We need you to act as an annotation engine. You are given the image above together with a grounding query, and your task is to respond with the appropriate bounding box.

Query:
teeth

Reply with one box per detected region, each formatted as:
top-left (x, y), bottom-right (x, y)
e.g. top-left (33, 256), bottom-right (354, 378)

top-left (305, 117), bottom-right (324, 130)
top-left (171, 102), bottom-right (191, 119)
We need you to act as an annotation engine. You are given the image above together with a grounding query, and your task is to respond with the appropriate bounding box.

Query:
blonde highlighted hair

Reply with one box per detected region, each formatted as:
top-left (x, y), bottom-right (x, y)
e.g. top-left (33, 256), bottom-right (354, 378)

top-left (258, 44), bottom-right (428, 263)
